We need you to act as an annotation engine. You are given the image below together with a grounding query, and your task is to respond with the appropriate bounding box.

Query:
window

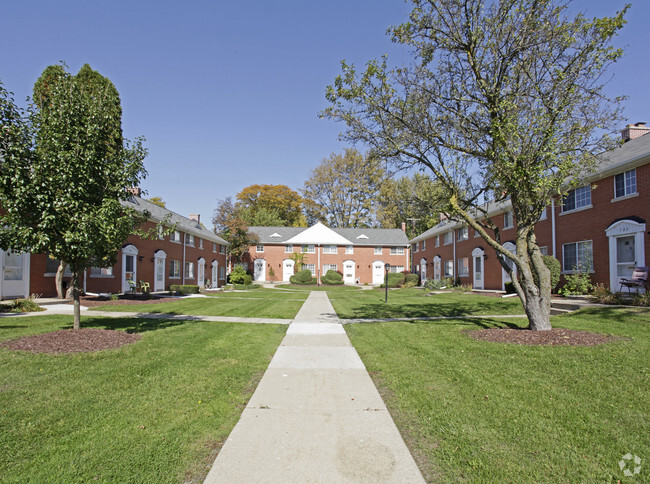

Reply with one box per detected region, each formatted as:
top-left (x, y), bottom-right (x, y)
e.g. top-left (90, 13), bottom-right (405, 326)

top-left (562, 186), bottom-right (591, 212)
top-left (198, 238), bottom-right (203, 249)
top-left (90, 266), bottom-right (113, 277)
top-left (323, 245), bottom-right (337, 254)
top-left (323, 264), bottom-right (337, 273)
top-left (412, 243), bottom-right (418, 253)
top-left (444, 261), bottom-right (454, 277)
top-left (45, 257), bottom-right (72, 275)
top-left (220, 244), bottom-right (226, 254)
top-left (302, 244), bottom-right (315, 254)
top-left (435, 236), bottom-right (440, 247)
top-left (285, 244), bottom-right (293, 253)
top-left (457, 226), bottom-right (468, 241)
top-left (345, 245), bottom-right (354, 254)
top-left (422, 240), bottom-right (426, 250)
top-left (185, 262), bottom-right (195, 279)
top-left (539, 246), bottom-right (548, 255)
top-left (389, 265), bottom-right (404, 273)
top-left (219, 266), bottom-right (226, 280)
top-left (562, 240), bottom-right (593, 272)
top-left (614, 169), bottom-right (637, 198)
top-left (212, 242), bottom-right (217, 252)
top-left (170, 230), bottom-right (181, 243)
top-left (457, 258), bottom-right (469, 276)
top-left (390, 246), bottom-right (405, 255)
top-left (185, 233), bottom-right (195, 246)
top-left (158, 226), bottom-right (165, 240)
top-left (374, 246), bottom-right (383, 255)
top-left (170, 260), bottom-right (180, 278)
top-left (504, 211), bottom-right (514, 229)
top-left (256, 245), bottom-right (264, 252)
top-left (304, 264), bottom-right (316, 276)
top-left (538, 207), bottom-right (547, 221)
top-left (443, 231), bottom-right (452, 245)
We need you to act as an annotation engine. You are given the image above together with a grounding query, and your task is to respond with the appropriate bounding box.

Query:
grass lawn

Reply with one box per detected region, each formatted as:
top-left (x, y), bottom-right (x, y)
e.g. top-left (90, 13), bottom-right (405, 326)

top-left (329, 288), bottom-right (525, 319)
top-left (345, 307), bottom-right (649, 482)
top-left (91, 289), bottom-right (307, 319)
top-left (275, 284), bottom-right (364, 293)
top-left (0, 315), bottom-right (286, 483)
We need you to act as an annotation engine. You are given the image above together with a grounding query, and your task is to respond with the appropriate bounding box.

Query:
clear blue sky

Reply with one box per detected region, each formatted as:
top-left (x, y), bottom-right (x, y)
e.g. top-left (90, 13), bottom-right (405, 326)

top-left (2, 0), bottom-right (646, 226)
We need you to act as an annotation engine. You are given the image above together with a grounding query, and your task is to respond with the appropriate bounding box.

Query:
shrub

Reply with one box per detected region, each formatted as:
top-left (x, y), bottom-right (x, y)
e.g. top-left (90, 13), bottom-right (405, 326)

top-left (169, 285), bottom-right (200, 295)
top-left (590, 284), bottom-right (623, 305)
top-left (405, 273), bottom-right (420, 286)
top-left (381, 272), bottom-right (406, 288)
top-left (425, 278), bottom-right (453, 290)
top-left (290, 269), bottom-right (317, 285)
top-left (543, 255), bottom-right (561, 292)
top-left (8, 294), bottom-right (43, 313)
top-left (233, 283), bottom-right (261, 290)
top-left (229, 266), bottom-right (250, 285)
top-left (322, 270), bottom-right (344, 285)
top-left (559, 270), bottom-right (593, 296)
top-left (504, 281), bottom-right (517, 294)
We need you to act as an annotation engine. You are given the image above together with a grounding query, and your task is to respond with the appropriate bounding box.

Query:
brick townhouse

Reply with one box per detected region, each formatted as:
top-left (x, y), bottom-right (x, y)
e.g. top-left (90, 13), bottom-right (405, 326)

top-left (0, 192), bottom-right (229, 298)
top-left (410, 123), bottom-right (650, 292)
top-left (243, 222), bottom-right (410, 284)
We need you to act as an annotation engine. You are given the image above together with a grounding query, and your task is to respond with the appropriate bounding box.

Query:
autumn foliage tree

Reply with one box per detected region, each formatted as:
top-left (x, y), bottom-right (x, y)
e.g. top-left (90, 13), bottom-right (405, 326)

top-left (323, 0), bottom-right (627, 330)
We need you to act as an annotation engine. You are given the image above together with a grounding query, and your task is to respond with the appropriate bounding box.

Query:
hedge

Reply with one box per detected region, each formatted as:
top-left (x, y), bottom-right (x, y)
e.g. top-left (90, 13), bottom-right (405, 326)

top-left (404, 273), bottom-right (420, 286)
top-left (169, 285), bottom-right (200, 295)
top-left (381, 272), bottom-right (406, 288)
top-left (322, 270), bottom-right (344, 285)
top-left (290, 269), bottom-right (317, 285)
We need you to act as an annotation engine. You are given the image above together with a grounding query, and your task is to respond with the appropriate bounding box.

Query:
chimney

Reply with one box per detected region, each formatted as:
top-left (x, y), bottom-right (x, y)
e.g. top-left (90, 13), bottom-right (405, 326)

top-left (189, 214), bottom-right (200, 224)
top-left (128, 187), bottom-right (141, 197)
top-left (439, 213), bottom-right (448, 222)
top-left (401, 222), bottom-right (406, 232)
top-left (621, 122), bottom-right (650, 142)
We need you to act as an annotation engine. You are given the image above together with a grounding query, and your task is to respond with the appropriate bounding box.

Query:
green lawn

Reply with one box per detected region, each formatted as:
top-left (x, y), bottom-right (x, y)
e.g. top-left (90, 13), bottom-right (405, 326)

top-left (345, 307), bottom-right (649, 482)
top-left (329, 288), bottom-right (525, 319)
top-left (0, 315), bottom-right (286, 483)
top-left (91, 290), bottom-right (306, 319)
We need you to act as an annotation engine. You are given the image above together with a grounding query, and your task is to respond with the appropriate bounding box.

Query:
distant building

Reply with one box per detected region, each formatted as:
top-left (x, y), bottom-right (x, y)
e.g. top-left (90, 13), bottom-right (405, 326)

top-left (410, 123), bottom-right (650, 292)
top-left (0, 192), bottom-right (229, 298)
top-left (244, 222), bottom-right (410, 284)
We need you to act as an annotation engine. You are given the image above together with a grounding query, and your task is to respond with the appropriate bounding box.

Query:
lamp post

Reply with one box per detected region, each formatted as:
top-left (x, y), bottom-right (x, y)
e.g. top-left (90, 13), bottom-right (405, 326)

top-left (384, 263), bottom-right (391, 303)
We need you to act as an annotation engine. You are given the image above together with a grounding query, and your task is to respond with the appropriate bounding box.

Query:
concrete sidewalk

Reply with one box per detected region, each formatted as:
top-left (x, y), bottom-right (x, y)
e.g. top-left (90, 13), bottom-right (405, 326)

top-left (204, 291), bottom-right (425, 483)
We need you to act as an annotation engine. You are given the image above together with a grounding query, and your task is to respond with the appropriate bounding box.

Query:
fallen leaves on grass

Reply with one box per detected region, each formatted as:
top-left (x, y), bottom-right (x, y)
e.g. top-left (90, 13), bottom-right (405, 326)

top-left (467, 327), bottom-right (616, 346)
top-left (0, 329), bottom-right (141, 353)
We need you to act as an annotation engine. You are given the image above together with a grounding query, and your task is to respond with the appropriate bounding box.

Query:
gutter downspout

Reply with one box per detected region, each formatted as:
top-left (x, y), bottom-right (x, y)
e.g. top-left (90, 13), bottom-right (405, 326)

top-left (551, 199), bottom-right (556, 258)
top-left (453, 233), bottom-right (457, 280)
top-left (182, 233), bottom-right (186, 285)
top-left (317, 244), bottom-right (321, 285)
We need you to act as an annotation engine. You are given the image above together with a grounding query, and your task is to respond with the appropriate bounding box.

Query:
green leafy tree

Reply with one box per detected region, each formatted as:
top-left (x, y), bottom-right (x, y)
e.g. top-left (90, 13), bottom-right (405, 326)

top-left (212, 197), bottom-right (259, 263)
top-left (376, 173), bottom-right (446, 238)
top-left (302, 148), bottom-right (385, 228)
top-left (147, 196), bottom-right (166, 208)
top-left (323, 0), bottom-right (627, 330)
top-left (236, 184), bottom-right (307, 227)
top-left (0, 64), bottom-right (148, 329)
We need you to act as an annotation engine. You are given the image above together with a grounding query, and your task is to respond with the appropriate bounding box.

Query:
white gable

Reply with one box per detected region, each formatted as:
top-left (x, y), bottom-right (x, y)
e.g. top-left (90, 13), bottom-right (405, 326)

top-left (284, 222), bottom-right (353, 246)
top-left (357, 234), bottom-right (369, 239)
top-left (270, 233), bottom-right (282, 238)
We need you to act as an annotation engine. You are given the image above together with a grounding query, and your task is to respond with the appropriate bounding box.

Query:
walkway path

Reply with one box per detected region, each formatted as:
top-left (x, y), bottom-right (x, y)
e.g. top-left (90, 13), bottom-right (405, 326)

top-left (203, 291), bottom-right (425, 483)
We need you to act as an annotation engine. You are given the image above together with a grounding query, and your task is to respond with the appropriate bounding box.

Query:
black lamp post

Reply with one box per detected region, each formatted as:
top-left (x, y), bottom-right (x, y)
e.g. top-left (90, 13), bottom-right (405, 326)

top-left (384, 263), bottom-right (391, 303)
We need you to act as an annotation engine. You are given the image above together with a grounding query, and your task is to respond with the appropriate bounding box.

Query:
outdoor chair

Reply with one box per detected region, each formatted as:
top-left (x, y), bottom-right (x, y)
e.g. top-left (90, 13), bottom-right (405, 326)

top-left (620, 267), bottom-right (649, 293)
top-left (127, 279), bottom-right (137, 295)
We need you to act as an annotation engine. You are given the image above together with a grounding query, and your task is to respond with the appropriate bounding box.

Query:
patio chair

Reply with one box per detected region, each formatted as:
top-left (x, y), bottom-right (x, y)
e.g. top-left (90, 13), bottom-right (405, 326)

top-left (127, 279), bottom-right (137, 295)
top-left (620, 267), bottom-right (649, 293)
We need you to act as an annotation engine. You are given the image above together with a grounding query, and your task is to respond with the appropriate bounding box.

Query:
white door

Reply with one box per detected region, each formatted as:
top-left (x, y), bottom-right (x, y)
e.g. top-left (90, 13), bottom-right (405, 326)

top-left (2, 250), bottom-right (29, 298)
top-left (501, 242), bottom-right (516, 291)
top-left (212, 261), bottom-right (218, 288)
top-left (198, 259), bottom-right (206, 288)
top-left (254, 259), bottom-right (266, 282)
top-left (154, 251), bottom-right (166, 292)
top-left (121, 245), bottom-right (138, 292)
top-left (607, 219), bottom-right (646, 291)
top-left (282, 259), bottom-right (295, 281)
top-left (372, 261), bottom-right (385, 284)
top-left (433, 257), bottom-right (441, 280)
top-left (472, 248), bottom-right (484, 290)
top-left (419, 258), bottom-right (427, 285)
top-left (343, 260), bottom-right (355, 284)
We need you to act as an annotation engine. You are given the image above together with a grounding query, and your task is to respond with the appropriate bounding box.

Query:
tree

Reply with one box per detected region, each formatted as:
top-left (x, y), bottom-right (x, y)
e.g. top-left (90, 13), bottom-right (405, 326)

top-left (376, 173), bottom-right (445, 238)
top-left (323, 0), bottom-right (627, 330)
top-left (302, 148), bottom-right (385, 228)
top-left (212, 196), bottom-right (259, 263)
top-left (0, 64), bottom-right (148, 329)
top-left (236, 184), bottom-right (307, 227)
top-left (147, 196), bottom-right (166, 208)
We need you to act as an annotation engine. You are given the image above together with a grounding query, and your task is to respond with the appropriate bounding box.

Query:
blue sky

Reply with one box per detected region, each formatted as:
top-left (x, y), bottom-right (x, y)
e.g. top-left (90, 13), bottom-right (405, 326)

top-left (2, 0), bottom-right (646, 226)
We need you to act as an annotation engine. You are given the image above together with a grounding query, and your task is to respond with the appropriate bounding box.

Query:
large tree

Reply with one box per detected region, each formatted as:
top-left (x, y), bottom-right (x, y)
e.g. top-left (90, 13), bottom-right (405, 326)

top-left (302, 148), bottom-right (385, 228)
top-left (323, 0), bottom-right (627, 330)
top-left (0, 64), bottom-right (148, 329)
top-left (376, 173), bottom-right (445, 238)
top-left (236, 184), bottom-right (307, 227)
top-left (212, 196), bottom-right (259, 263)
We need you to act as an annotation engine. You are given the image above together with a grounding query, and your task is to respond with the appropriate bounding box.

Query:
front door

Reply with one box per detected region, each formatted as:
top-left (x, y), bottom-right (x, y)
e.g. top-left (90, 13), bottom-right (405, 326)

top-left (473, 255), bottom-right (484, 289)
top-left (154, 256), bottom-right (165, 292)
top-left (420, 258), bottom-right (427, 285)
top-left (2, 250), bottom-right (29, 298)
top-left (282, 259), bottom-right (295, 281)
top-left (607, 219), bottom-right (646, 291)
top-left (254, 259), bottom-right (266, 282)
top-left (615, 235), bottom-right (636, 289)
top-left (343, 260), bottom-right (355, 284)
top-left (212, 261), bottom-right (218, 288)
top-left (372, 261), bottom-right (385, 284)
top-left (433, 258), bottom-right (441, 280)
top-left (198, 259), bottom-right (205, 288)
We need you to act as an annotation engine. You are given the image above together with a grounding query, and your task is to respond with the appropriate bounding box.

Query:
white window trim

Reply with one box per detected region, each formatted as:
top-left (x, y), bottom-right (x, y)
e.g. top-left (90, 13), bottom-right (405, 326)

top-left (374, 246), bottom-right (383, 255)
top-left (561, 240), bottom-right (594, 274)
top-left (503, 211), bottom-right (514, 229)
top-left (457, 258), bottom-right (469, 277)
top-left (345, 245), bottom-right (354, 254)
top-left (170, 230), bottom-right (181, 244)
top-left (169, 260), bottom-right (181, 279)
top-left (256, 245), bottom-right (264, 253)
top-left (561, 186), bottom-right (592, 214)
top-left (285, 244), bottom-right (293, 253)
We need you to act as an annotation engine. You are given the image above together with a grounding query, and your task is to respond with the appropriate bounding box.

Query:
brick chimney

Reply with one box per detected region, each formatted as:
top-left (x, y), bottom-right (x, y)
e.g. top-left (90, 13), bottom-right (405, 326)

top-left (622, 122), bottom-right (650, 142)
top-left (128, 187), bottom-right (141, 197)
top-left (401, 222), bottom-right (406, 232)
top-left (189, 214), bottom-right (200, 224)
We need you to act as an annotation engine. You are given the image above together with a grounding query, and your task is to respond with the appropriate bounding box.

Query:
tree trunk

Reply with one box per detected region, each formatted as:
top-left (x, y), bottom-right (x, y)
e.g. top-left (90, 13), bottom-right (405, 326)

top-left (71, 271), bottom-right (81, 330)
top-left (55, 261), bottom-right (65, 299)
top-left (520, 279), bottom-right (552, 330)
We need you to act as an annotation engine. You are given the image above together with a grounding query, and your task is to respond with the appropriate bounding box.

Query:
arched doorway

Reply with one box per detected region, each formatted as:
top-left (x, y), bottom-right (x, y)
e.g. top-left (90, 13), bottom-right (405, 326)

top-left (343, 260), bottom-right (355, 284)
top-left (211, 260), bottom-right (218, 288)
top-left (254, 258), bottom-right (266, 282)
top-left (472, 247), bottom-right (485, 290)
top-left (501, 242), bottom-right (517, 291)
top-left (153, 250), bottom-right (167, 292)
top-left (198, 258), bottom-right (206, 288)
top-left (606, 219), bottom-right (646, 291)
top-left (419, 258), bottom-right (427, 285)
top-left (372, 260), bottom-right (385, 284)
top-left (433, 256), bottom-right (441, 280)
top-left (121, 244), bottom-right (138, 293)
top-left (282, 259), bottom-right (295, 281)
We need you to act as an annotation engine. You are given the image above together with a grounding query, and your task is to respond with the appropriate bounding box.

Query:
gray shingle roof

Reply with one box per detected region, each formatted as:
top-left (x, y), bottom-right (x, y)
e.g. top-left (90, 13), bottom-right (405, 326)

top-left (595, 132), bottom-right (650, 175)
top-left (249, 225), bottom-right (409, 246)
top-left (122, 196), bottom-right (229, 245)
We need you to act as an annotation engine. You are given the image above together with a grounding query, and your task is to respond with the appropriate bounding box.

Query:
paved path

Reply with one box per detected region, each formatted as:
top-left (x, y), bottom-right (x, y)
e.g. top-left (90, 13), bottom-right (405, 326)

top-left (204, 291), bottom-right (425, 484)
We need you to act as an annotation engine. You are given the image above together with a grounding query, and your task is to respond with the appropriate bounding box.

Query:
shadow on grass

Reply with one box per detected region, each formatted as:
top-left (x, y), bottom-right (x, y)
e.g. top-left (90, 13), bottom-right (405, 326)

top-left (342, 301), bottom-right (523, 319)
top-left (70, 316), bottom-right (199, 334)
top-left (406, 317), bottom-right (526, 330)
top-left (565, 305), bottom-right (649, 322)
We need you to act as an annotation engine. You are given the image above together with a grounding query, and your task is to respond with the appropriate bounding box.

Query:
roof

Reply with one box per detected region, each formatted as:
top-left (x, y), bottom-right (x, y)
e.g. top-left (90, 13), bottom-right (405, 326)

top-left (249, 224), bottom-right (410, 246)
top-left (122, 196), bottom-right (229, 245)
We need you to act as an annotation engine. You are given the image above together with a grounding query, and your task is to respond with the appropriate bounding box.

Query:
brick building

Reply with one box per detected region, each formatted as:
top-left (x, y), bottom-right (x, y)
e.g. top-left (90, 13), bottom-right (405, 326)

top-left (0, 193), bottom-right (229, 298)
top-left (409, 124), bottom-right (650, 292)
top-left (243, 222), bottom-right (410, 284)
